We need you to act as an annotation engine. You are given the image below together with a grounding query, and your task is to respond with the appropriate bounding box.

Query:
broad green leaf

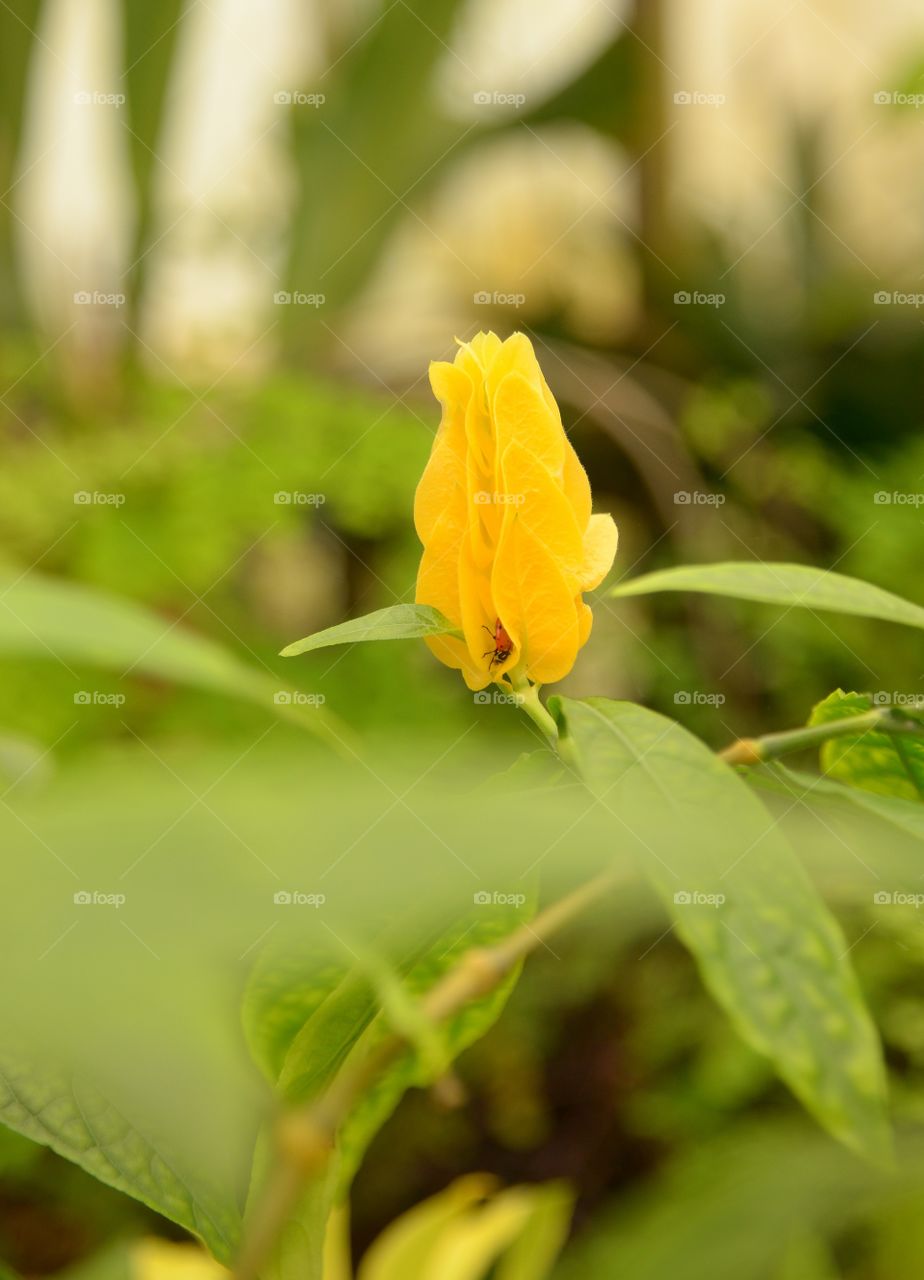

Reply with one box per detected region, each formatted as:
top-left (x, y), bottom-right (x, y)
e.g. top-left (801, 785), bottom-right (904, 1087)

top-left (281, 605), bottom-right (460, 657)
top-left (610, 561), bottom-right (924, 630)
top-left (811, 691), bottom-right (924, 800)
top-left (241, 909), bottom-right (529, 1279)
top-left (0, 1056), bottom-right (240, 1263)
top-left (554, 697), bottom-right (891, 1161)
top-left (334, 909), bottom-right (529, 1186)
top-left (0, 569), bottom-right (342, 745)
top-left (247, 909), bottom-right (528, 1184)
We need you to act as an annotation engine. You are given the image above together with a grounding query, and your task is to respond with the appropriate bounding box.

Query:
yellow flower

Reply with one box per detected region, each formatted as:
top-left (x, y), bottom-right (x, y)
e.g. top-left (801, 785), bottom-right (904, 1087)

top-left (414, 332), bottom-right (617, 690)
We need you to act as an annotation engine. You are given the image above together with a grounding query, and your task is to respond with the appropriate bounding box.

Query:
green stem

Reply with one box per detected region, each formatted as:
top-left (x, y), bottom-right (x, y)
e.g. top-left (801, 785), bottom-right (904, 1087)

top-left (507, 675), bottom-right (560, 746)
top-left (719, 707), bottom-right (924, 767)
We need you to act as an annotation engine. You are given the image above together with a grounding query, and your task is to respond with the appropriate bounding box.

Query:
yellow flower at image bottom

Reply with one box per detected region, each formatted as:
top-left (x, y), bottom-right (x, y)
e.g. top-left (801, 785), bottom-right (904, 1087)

top-left (414, 331), bottom-right (618, 690)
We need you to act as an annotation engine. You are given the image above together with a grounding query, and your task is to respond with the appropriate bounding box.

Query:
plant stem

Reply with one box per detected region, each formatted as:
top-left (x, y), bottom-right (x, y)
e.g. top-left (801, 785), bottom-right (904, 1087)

top-left (233, 867), bottom-right (618, 1280)
top-left (719, 706), bottom-right (924, 767)
top-left (507, 675), bottom-right (559, 746)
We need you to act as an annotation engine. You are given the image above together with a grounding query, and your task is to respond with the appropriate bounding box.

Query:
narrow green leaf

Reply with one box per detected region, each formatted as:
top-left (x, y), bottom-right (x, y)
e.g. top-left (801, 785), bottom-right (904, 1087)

top-left (554, 696), bottom-right (891, 1162)
top-left (281, 604), bottom-right (460, 657)
top-left (811, 691), bottom-right (924, 801)
top-left (752, 761), bottom-right (924, 845)
top-left (610, 561), bottom-right (924, 630)
top-left (0, 569), bottom-right (342, 745)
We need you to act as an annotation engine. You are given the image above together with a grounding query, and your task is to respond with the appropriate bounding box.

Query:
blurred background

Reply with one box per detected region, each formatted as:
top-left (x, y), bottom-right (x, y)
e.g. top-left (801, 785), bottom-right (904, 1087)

top-left (4, 0), bottom-right (924, 1275)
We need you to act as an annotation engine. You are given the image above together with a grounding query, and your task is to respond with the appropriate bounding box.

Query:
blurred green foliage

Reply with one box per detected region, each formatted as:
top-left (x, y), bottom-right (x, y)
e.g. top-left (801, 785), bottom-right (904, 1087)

top-left (4, 0), bottom-right (924, 1276)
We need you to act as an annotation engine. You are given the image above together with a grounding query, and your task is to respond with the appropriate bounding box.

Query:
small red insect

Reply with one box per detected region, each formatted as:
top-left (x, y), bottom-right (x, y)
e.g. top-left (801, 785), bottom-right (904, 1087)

top-left (482, 617), bottom-right (513, 669)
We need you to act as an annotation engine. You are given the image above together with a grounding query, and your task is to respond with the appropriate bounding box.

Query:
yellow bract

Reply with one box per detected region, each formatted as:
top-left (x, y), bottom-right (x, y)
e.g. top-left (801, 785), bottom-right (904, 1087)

top-left (414, 332), bottom-right (618, 690)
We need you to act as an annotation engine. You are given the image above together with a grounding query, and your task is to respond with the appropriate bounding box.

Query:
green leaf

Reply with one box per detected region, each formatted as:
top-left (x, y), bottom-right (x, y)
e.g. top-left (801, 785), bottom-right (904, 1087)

top-left (241, 909), bottom-right (529, 1279)
top-left (281, 604), bottom-right (460, 657)
top-left (0, 1055), bottom-right (240, 1263)
top-left (334, 910), bottom-right (527, 1186)
top-left (610, 561), bottom-right (924, 630)
top-left (480, 750), bottom-right (572, 795)
top-left (247, 909), bottom-right (527, 1184)
top-left (554, 696), bottom-right (891, 1162)
top-left (811, 691), bottom-right (924, 801)
top-left (752, 760), bottom-right (924, 846)
top-left (0, 569), bottom-right (343, 745)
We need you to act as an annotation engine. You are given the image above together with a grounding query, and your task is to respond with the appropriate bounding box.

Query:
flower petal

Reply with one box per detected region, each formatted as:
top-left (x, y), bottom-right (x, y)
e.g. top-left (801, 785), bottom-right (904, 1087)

top-left (499, 439), bottom-right (585, 592)
top-left (491, 516), bottom-right (580, 685)
top-left (579, 513), bottom-right (619, 591)
top-left (493, 370), bottom-right (565, 474)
